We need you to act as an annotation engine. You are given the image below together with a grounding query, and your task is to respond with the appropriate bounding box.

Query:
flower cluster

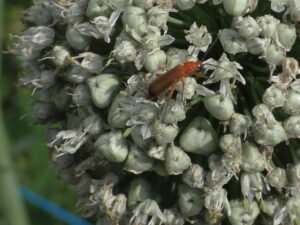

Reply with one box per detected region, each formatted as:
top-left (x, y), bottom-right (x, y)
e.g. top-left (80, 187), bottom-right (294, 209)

top-left (13, 0), bottom-right (300, 224)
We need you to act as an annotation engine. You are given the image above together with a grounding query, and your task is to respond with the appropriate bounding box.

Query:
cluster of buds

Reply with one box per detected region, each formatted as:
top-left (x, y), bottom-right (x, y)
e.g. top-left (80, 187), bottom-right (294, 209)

top-left (12, 0), bottom-right (300, 224)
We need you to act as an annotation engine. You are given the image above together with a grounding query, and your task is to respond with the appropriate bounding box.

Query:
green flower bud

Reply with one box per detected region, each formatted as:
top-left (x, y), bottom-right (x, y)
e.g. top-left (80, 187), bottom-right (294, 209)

top-left (241, 142), bottom-right (265, 172)
top-left (263, 43), bottom-right (286, 65)
top-left (64, 66), bottom-right (92, 84)
top-left (153, 162), bottom-right (168, 176)
top-left (182, 164), bottom-right (205, 189)
top-left (229, 113), bottom-right (252, 135)
top-left (124, 144), bottom-right (154, 174)
top-left (80, 114), bottom-right (103, 136)
top-left (66, 25), bottom-right (91, 51)
top-left (233, 16), bottom-right (261, 40)
top-left (260, 196), bottom-right (283, 217)
top-left (252, 121), bottom-right (287, 146)
top-left (114, 41), bottom-right (137, 63)
top-left (228, 200), bottom-right (260, 225)
top-left (23, 5), bottom-right (52, 26)
top-left (155, 123), bottom-right (178, 146)
top-left (223, 0), bottom-right (249, 16)
top-left (277, 23), bottom-right (296, 51)
top-left (132, 0), bottom-right (153, 9)
top-left (161, 99), bottom-right (186, 124)
top-left (87, 73), bottom-right (121, 109)
top-left (205, 165), bottom-right (233, 189)
top-left (165, 146), bottom-right (191, 175)
top-left (108, 96), bottom-right (132, 128)
top-left (131, 125), bottom-right (153, 149)
top-left (283, 115), bottom-right (300, 138)
top-left (203, 94), bottom-right (235, 121)
top-left (173, 0), bottom-right (196, 10)
top-left (266, 167), bottom-right (287, 191)
top-left (257, 15), bottom-right (280, 38)
top-left (144, 49), bottom-right (167, 72)
top-left (287, 163), bottom-right (300, 193)
top-left (246, 38), bottom-right (269, 55)
top-left (94, 130), bottom-right (128, 163)
top-left (283, 90), bottom-right (300, 115)
top-left (262, 85), bottom-right (286, 108)
top-left (166, 48), bottom-right (188, 70)
top-left (122, 6), bottom-right (147, 36)
top-left (72, 84), bottom-right (92, 106)
top-left (179, 116), bottom-right (218, 155)
top-left (53, 46), bottom-right (71, 67)
top-left (241, 172), bottom-right (265, 200)
top-left (219, 29), bottom-right (247, 55)
top-left (78, 52), bottom-right (103, 74)
top-left (51, 85), bottom-right (72, 111)
top-left (178, 184), bottom-right (204, 217)
top-left (86, 0), bottom-right (112, 18)
top-left (128, 178), bottom-right (153, 210)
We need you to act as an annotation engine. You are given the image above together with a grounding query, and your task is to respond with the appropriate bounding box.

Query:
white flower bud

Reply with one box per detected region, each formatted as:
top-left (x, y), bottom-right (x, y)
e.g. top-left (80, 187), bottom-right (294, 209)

top-left (288, 163), bottom-right (300, 193)
top-left (64, 66), bottom-right (92, 84)
top-left (166, 48), bottom-right (188, 70)
top-left (53, 46), bottom-right (71, 67)
top-left (28, 26), bottom-right (55, 50)
top-left (148, 8), bottom-right (169, 30)
top-left (263, 43), bottom-right (286, 66)
top-left (122, 6), bottom-right (147, 36)
top-left (173, 0), bottom-right (196, 10)
top-left (288, 0), bottom-right (300, 22)
top-left (179, 116), bottom-right (218, 155)
top-left (86, 0), bottom-right (112, 18)
top-left (114, 41), bottom-right (137, 63)
top-left (163, 209), bottom-right (185, 225)
top-left (253, 121), bottom-right (287, 146)
top-left (153, 162), bottom-right (168, 176)
top-left (260, 196), bottom-right (282, 217)
top-left (283, 115), bottom-right (300, 138)
top-left (262, 85), bottom-right (286, 108)
top-left (219, 134), bottom-right (242, 157)
top-left (266, 167), bottom-right (287, 191)
top-left (108, 96), bottom-right (132, 128)
top-left (203, 94), bottom-right (234, 121)
top-left (246, 38), bottom-right (269, 55)
top-left (283, 90), bottom-right (300, 115)
top-left (185, 23), bottom-right (212, 51)
top-left (144, 49), bottom-right (167, 72)
top-left (233, 16), bottom-right (261, 40)
top-left (178, 184), bottom-right (204, 217)
top-left (223, 0), bottom-right (249, 16)
top-left (229, 113), bottom-right (252, 135)
top-left (182, 164), bottom-right (205, 189)
top-left (175, 77), bottom-right (197, 100)
top-left (241, 172), bottom-right (265, 200)
top-left (241, 142), bottom-right (265, 172)
top-left (228, 200), bottom-right (260, 225)
top-left (94, 130), bottom-right (128, 163)
top-left (206, 166), bottom-right (233, 188)
top-left (80, 114), bottom-right (103, 136)
top-left (257, 15), bottom-right (280, 38)
top-left (165, 146), bottom-right (191, 175)
top-left (124, 144), bottom-right (154, 174)
top-left (252, 104), bottom-right (276, 123)
top-left (269, 0), bottom-right (287, 13)
top-left (205, 188), bottom-right (230, 216)
top-left (161, 99), bottom-right (186, 124)
top-left (155, 123), bottom-right (178, 146)
top-left (286, 196), bottom-right (300, 223)
top-left (133, 0), bottom-right (153, 9)
top-left (128, 178), bottom-right (153, 210)
top-left (147, 145), bottom-right (166, 160)
top-left (87, 73), bottom-right (120, 108)
top-left (219, 29), bottom-right (247, 55)
top-left (66, 25), bottom-right (91, 50)
top-left (276, 23), bottom-right (296, 51)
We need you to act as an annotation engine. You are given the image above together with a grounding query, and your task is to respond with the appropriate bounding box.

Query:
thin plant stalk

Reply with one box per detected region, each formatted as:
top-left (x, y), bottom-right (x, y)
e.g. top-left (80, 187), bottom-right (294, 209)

top-left (0, 1), bottom-right (30, 225)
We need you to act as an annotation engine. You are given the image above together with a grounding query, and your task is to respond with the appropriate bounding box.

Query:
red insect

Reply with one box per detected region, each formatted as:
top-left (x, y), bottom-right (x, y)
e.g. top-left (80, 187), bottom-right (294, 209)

top-left (147, 61), bottom-right (206, 100)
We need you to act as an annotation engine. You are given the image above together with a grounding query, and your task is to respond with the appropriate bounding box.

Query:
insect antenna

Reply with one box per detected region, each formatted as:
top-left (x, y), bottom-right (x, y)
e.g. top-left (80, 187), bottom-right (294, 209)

top-left (201, 33), bottom-right (220, 61)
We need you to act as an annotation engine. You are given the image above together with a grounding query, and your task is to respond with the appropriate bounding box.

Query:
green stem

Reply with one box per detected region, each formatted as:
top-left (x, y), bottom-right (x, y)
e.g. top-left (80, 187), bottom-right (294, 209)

top-left (0, 1), bottom-right (30, 225)
top-left (167, 16), bottom-right (188, 27)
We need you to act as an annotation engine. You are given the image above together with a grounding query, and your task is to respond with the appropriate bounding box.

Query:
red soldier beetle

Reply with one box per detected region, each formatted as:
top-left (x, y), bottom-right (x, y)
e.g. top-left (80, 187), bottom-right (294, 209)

top-left (146, 60), bottom-right (207, 100)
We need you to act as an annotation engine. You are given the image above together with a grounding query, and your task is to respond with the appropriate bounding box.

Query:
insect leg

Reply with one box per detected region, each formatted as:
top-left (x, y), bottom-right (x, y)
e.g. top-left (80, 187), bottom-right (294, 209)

top-left (166, 83), bottom-right (176, 100)
top-left (192, 72), bottom-right (207, 78)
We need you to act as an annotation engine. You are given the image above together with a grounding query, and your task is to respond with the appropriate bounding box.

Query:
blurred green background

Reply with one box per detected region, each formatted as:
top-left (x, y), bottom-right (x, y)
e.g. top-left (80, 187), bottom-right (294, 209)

top-left (1, 1), bottom-right (79, 224)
